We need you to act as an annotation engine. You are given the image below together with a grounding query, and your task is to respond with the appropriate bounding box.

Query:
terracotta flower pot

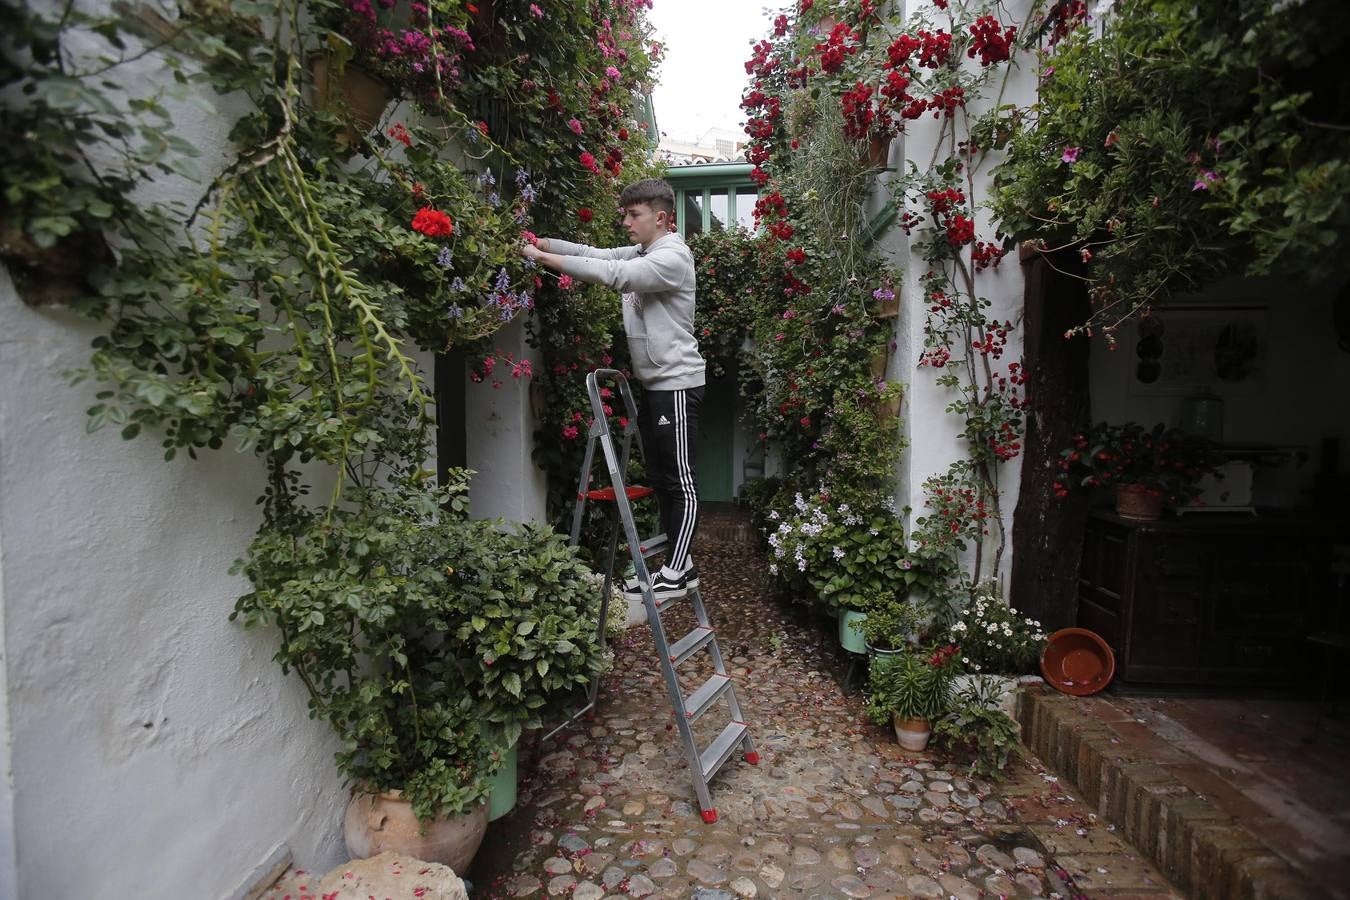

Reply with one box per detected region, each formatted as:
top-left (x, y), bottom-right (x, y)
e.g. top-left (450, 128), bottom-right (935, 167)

top-left (310, 53), bottom-right (390, 135)
top-left (892, 714), bottom-right (931, 751)
top-left (1115, 483), bottom-right (1162, 520)
top-left (343, 789), bottom-right (487, 874)
top-left (867, 134), bottom-right (892, 169)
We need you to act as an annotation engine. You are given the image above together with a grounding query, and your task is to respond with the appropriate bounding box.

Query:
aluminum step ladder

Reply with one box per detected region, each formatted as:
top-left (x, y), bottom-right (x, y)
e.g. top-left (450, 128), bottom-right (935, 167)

top-left (544, 368), bottom-right (757, 823)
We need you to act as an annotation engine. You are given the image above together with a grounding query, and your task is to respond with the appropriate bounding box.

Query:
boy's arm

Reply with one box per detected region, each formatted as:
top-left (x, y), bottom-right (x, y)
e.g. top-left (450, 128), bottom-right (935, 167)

top-left (523, 243), bottom-right (688, 293)
top-left (543, 237), bottom-right (643, 261)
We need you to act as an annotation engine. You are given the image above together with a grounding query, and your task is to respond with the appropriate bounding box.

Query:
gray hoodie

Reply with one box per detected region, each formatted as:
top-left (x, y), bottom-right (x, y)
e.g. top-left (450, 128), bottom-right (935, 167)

top-left (546, 233), bottom-right (706, 390)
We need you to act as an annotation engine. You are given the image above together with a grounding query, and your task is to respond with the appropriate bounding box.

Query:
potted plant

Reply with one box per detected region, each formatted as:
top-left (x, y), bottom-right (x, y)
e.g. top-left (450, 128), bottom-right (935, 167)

top-left (442, 520), bottom-right (610, 821)
top-left (944, 581), bottom-right (1046, 718)
top-left (930, 676), bottom-right (1022, 778)
top-left (231, 471), bottom-right (609, 861)
top-left (1054, 421), bottom-right (1221, 519)
top-left (864, 644), bottom-right (958, 751)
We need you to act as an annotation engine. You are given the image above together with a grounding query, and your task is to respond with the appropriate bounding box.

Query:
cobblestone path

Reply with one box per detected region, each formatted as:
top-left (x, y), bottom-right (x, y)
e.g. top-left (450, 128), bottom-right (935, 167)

top-left (471, 534), bottom-right (1179, 899)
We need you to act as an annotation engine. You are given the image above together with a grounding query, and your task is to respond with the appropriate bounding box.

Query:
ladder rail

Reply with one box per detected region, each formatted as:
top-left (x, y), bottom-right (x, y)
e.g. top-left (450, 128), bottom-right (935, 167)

top-left (552, 370), bottom-right (754, 821)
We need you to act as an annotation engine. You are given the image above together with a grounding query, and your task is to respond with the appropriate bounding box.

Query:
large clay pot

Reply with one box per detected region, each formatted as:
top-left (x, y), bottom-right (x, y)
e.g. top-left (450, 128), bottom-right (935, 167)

top-left (892, 714), bottom-right (931, 751)
top-left (310, 53), bottom-right (390, 134)
top-left (344, 790), bottom-right (488, 874)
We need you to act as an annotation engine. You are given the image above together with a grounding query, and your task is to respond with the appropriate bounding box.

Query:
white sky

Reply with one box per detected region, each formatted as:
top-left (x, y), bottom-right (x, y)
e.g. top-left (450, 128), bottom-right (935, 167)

top-left (647, 0), bottom-right (779, 143)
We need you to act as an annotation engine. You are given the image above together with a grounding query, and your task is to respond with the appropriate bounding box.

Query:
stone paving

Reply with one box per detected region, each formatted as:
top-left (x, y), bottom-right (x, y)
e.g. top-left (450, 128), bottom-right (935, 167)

top-left (470, 533), bottom-right (1181, 899)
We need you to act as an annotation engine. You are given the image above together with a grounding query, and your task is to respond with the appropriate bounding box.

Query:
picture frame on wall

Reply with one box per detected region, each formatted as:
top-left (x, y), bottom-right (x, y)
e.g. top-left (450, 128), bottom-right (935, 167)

top-left (1127, 305), bottom-right (1269, 396)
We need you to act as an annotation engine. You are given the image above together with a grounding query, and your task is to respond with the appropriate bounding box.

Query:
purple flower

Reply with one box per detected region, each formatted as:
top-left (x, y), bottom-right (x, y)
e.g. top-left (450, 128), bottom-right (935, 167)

top-left (450, 277), bottom-right (466, 292)
top-left (529, 3), bottom-right (543, 17)
top-left (873, 287), bottom-right (895, 302)
top-left (436, 246), bottom-right (452, 268)
top-left (448, 304), bottom-right (463, 319)
top-left (606, 65), bottom-right (621, 80)
top-left (479, 170), bottom-right (496, 187)
top-left (831, 303), bottom-right (845, 315)
top-left (494, 267), bottom-right (511, 291)
top-left (488, 191), bottom-right (500, 207)
top-left (514, 167), bottom-right (530, 186)
top-left (1061, 146), bottom-right (1080, 164)
top-left (1192, 178), bottom-right (1208, 191)
top-left (521, 184), bottom-right (537, 203)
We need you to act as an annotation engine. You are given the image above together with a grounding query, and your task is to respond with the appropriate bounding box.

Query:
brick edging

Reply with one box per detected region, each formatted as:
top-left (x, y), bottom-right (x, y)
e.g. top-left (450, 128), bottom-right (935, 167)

top-left (1018, 688), bottom-right (1320, 899)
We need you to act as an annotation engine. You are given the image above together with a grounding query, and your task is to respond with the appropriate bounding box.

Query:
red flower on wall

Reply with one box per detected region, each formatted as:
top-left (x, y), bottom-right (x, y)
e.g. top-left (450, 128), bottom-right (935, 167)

top-left (578, 207), bottom-right (594, 223)
top-left (411, 207), bottom-right (454, 237)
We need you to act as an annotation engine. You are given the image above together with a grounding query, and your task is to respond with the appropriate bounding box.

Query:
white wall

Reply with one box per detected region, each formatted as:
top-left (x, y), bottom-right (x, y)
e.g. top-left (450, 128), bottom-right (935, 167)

top-left (0, 286), bottom-right (350, 899)
top-left (1090, 276), bottom-right (1350, 505)
top-left (883, 0), bottom-right (1038, 587)
top-left (465, 317), bottom-right (549, 523)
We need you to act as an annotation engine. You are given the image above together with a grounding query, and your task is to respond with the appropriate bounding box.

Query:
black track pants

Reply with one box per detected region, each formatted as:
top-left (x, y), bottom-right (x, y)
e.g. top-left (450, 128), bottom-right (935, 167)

top-left (638, 385), bottom-right (704, 572)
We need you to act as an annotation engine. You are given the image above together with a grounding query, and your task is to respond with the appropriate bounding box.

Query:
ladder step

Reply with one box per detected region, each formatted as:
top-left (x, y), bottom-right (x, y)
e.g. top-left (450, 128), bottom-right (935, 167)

top-left (668, 625), bottom-right (715, 667)
top-left (683, 674), bottom-right (731, 722)
top-left (700, 720), bottom-right (749, 782)
top-left (637, 533), bottom-right (667, 560)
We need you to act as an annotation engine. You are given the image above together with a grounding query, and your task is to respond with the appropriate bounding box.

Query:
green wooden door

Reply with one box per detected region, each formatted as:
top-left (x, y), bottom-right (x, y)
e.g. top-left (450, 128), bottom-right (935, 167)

top-left (697, 363), bottom-right (736, 501)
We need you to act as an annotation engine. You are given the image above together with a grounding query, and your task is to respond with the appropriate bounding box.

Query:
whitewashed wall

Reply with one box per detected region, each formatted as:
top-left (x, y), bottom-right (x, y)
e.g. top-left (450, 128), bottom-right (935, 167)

top-left (0, 9), bottom-right (537, 897)
top-left (0, 286), bottom-right (352, 898)
top-left (878, 0), bottom-right (1039, 588)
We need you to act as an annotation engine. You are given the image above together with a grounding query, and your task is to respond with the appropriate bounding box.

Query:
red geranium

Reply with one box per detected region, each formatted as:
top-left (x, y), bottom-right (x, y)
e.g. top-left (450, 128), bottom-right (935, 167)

top-left (577, 207), bottom-right (594, 223)
top-left (411, 207), bottom-right (454, 237)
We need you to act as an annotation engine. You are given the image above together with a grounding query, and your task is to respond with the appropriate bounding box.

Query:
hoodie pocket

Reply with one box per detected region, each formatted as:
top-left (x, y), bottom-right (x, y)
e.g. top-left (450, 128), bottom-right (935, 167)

top-left (628, 335), bottom-right (661, 382)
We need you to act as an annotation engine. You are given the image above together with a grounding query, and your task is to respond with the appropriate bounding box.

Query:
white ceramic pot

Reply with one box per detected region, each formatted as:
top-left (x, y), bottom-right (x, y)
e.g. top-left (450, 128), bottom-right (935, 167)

top-left (892, 714), bottom-right (931, 751)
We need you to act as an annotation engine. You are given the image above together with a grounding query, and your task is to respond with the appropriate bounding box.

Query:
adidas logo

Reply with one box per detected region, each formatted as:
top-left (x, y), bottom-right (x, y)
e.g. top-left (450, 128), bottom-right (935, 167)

top-left (657, 415), bottom-right (671, 426)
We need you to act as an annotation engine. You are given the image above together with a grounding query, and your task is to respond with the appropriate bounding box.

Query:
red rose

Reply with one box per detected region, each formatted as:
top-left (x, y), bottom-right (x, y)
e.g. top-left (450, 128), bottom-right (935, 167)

top-left (618, 127), bottom-right (629, 141)
top-left (578, 207), bottom-right (594, 223)
top-left (411, 207), bottom-right (454, 237)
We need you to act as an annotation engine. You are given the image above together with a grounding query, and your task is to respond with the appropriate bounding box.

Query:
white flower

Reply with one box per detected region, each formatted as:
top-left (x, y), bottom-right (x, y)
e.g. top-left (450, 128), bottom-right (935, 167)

top-left (769, 510), bottom-right (780, 521)
top-left (832, 546), bottom-right (845, 559)
top-left (769, 563), bottom-right (779, 575)
top-left (797, 559), bottom-right (807, 572)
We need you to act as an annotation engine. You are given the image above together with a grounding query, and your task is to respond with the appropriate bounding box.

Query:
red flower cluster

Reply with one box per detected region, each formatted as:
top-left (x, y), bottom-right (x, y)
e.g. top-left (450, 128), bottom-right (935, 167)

top-left (769, 221), bottom-right (795, 240)
top-left (744, 39), bottom-right (778, 77)
top-left (919, 347), bottom-right (951, 368)
top-left (928, 644), bottom-right (960, 668)
top-left (916, 30), bottom-right (953, 68)
top-left (785, 247), bottom-right (806, 266)
top-left (928, 86), bottom-right (966, 118)
top-left (967, 15), bottom-right (1017, 66)
top-left (1044, 0), bottom-right (1088, 45)
top-left (925, 187), bottom-right (966, 216)
top-left (972, 240), bottom-right (1008, 271)
top-left (840, 81), bottom-right (876, 139)
top-left (387, 122), bottom-right (412, 146)
top-left (579, 151), bottom-right (600, 174)
top-left (411, 207), bottom-right (453, 237)
top-left (577, 207), bottom-right (594, 223)
top-left (816, 23), bottom-right (859, 74)
top-left (753, 191), bottom-right (788, 226)
top-left (945, 214), bottom-right (976, 247)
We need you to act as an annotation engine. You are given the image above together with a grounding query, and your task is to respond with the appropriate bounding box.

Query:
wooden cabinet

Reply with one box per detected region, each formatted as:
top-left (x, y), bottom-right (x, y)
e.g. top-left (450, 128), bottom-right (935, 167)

top-left (1076, 511), bottom-right (1324, 685)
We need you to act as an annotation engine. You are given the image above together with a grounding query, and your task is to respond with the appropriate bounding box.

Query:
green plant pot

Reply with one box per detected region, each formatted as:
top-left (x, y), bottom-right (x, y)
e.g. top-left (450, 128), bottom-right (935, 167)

top-left (839, 610), bottom-right (868, 655)
top-left (486, 738), bottom-right (518, 822)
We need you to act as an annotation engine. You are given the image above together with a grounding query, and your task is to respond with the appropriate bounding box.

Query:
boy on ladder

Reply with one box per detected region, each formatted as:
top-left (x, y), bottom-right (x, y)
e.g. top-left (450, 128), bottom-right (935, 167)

top-left (522, 178), bottom-right (703, 601)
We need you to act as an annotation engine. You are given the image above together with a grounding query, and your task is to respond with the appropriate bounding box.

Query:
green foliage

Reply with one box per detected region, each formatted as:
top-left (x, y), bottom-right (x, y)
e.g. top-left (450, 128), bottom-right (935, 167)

top-left (931, 676), bottom-right (1021, 778)
top-left (3, 0), bottom-right (657, 809)
top-left (992, 0), bottom-right (1350, 332)
top-left (231, 469), bottom-right (608, 820)
top-left (766, 490), bottom-right (930, 615)
top-left (864, 649), bottom-right (954, 724)
top-left (445, 521), bottom-right (608, 748)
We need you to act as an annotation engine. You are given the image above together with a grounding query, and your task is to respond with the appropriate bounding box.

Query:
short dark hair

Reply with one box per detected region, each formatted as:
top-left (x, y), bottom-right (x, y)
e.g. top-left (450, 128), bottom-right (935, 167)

top-left (619, 178), bottom-right (675, 217)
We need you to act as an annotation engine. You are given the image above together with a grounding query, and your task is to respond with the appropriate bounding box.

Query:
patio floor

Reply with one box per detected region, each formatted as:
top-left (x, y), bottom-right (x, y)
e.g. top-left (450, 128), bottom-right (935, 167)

top-left (1079, 692), bottom-right (1350, 898)
top-left (467, 512), bottom-right (1180, 899)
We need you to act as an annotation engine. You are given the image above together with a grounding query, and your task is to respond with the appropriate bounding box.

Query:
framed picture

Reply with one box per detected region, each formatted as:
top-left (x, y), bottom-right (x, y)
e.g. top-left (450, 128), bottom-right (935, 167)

top-left (1127, 305), bottom-right (1269, 396)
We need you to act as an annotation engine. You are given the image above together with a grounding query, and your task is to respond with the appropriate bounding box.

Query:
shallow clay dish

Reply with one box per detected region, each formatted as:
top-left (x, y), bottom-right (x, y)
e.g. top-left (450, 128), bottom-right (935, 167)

top-left (1041, 627), bottom-right (1115, 696)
